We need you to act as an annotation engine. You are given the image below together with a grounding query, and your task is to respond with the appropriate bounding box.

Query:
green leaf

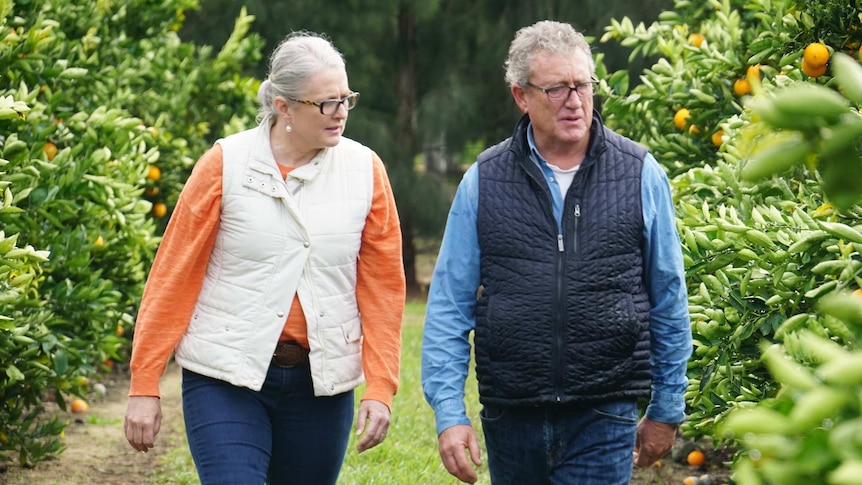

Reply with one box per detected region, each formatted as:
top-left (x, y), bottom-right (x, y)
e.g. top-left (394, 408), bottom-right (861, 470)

top-left (53, 350), bottom-right (69, 376)
top-left (5, 364), bottom-right (25, 382)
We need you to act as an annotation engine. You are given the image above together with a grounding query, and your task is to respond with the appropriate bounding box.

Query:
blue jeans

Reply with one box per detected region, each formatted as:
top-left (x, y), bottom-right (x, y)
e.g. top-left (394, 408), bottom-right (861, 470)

top-left (181, 364), bottom-right (354, 485)
top-left (480, 399), bottom-right (638, 485)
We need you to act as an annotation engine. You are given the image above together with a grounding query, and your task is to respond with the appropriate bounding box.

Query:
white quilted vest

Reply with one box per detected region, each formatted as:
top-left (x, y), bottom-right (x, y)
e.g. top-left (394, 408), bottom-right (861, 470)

top-left (174, 124), bottom-right (374, 395)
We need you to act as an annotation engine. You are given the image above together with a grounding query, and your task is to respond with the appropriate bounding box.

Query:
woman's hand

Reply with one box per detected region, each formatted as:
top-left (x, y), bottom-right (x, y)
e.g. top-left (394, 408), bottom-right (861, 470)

top-left (355, 399), bottom-right (390, 453)
top-left (124, 396), bottom-right (162, 452)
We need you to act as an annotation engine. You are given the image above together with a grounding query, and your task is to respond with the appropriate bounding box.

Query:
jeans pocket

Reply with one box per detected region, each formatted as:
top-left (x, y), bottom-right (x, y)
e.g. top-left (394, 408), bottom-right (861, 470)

top-left (590, 399), bottom-right (638, 425)
top-left (480, 404), bottom-right (507, 423)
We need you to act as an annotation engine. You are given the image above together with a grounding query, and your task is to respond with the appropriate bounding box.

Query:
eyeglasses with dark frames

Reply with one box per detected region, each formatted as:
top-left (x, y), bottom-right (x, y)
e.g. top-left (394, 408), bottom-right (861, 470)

top-left (523, 80), bottom-right (598, 103)
top-left (287, 92), bottom-right (360, 115)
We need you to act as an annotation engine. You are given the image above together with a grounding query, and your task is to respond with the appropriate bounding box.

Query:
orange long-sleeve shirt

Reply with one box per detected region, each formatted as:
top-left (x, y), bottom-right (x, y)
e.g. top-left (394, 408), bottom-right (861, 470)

top-left (129, 144), bottom-right (406, 408)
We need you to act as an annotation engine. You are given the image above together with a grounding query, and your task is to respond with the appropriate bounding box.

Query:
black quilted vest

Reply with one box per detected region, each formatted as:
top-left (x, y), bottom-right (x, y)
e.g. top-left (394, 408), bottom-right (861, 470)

top-left (474, 112), bottom-right (652, 407)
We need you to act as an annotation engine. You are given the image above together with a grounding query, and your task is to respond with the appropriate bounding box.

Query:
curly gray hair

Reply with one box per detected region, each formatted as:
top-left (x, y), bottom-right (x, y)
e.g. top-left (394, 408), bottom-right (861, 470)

top-left (256, 31), bottom-right (346, 125)
top-left (504, 21), bottom-right (594, 87)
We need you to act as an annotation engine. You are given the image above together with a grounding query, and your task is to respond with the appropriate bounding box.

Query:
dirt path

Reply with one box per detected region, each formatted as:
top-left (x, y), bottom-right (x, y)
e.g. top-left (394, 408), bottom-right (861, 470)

top-left (0, 363), bottom-right (186, 485)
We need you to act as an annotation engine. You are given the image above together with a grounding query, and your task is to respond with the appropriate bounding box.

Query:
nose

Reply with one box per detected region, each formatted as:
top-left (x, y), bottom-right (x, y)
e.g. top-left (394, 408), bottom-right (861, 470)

top-left (564, 89), bottom-right (583, 107)
top-left (333, 102), bottom-right (349, 117)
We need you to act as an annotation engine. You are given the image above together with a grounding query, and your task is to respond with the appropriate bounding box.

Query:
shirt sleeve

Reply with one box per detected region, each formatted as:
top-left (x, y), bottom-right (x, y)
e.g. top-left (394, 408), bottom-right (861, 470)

top-left (421, 163), bottom-right (481, 435)
top-left (640, 153), bottom-right (693, 424)
top-left (356, 153), bottom-right (407, 410)
top-left (128, 146), bottom-right (223, 397)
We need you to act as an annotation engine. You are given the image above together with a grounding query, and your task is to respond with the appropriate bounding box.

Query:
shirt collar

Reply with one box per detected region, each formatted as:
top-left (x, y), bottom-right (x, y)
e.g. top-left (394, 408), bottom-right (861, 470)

top-left (526, 121), bottom-right (548, 170)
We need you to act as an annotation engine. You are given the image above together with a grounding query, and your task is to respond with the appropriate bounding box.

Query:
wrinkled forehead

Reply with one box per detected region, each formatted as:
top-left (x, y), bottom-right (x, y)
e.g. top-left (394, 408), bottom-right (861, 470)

top-left (529, 50), bottom-right (593, 81)
top-left (298, 66), bottom-right (350, 98)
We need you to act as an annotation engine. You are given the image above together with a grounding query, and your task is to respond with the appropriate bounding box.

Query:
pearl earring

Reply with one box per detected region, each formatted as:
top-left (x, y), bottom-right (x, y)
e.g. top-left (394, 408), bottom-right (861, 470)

top-left (285, 124), bottom-right (292, 133)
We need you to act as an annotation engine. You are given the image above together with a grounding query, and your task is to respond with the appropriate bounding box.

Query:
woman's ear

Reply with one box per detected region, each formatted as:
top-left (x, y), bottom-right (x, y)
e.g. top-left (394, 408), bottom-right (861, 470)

top-left (274, 96), bottom-right (290, 117)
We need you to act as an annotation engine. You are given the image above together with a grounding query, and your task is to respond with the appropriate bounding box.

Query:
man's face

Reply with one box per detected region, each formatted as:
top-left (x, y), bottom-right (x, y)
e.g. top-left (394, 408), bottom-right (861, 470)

top-left (512, 49), bottom-right (594, 153)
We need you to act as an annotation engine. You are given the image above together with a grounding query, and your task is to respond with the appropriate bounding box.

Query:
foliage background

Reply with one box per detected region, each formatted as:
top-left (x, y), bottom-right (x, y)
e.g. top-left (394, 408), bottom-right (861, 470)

top-left (0, 0), bottom-right (262, 465)
top-left (2, 0), bottom-right (862, 482)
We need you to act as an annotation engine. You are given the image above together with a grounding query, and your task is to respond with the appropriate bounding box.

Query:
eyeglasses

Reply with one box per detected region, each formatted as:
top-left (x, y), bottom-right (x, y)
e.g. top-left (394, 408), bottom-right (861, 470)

top-left (524, 80), bottom-right (598, 103)
top-left (287, 92), bottom-right (360, 115)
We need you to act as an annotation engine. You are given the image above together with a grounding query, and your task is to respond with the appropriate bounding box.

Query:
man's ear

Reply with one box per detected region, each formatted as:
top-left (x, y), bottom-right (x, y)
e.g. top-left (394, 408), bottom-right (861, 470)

top-left (511, 85), bottom-right (529, 114)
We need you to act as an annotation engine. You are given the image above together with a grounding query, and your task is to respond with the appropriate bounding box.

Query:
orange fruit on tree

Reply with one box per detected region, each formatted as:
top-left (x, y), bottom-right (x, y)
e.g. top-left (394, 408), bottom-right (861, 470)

top-left (801, 59), bottom-right (827, 77)
top-left (42, 142), bottom-right (57, 161)
top-left (803, 42), bottom-right (830, 68)
top-left (688, 124), bottom-right (700, 135)
top-left (733, 78), bottom-right (751, 97)
top-left (746, 64), bottom-right (762, 80)
top-left (116, 325), bottom-right (124, 338)
top-left (674, 108), bottom-right (691, 130)
top-left (153, 202), bottom-right (168, 218)
top-left (145, 186), bottom-right (159, 197)
top-left (146, 164), bottom-right (161, 181)
top-left (70, 398), bottom-right (89, 414)
top-left (683, 477), bottom-right (698, 485)
top-left (687, 449), bottom-right (706, 467)
top-left (711, 130), bottom-right (724, 147)
top-left (688, 33), bottom-right (705, 48)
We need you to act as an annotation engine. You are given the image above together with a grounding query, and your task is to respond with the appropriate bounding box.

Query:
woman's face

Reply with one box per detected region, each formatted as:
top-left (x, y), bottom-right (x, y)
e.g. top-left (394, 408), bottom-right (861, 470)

top-left (287, 67), bottom-right (352, 150)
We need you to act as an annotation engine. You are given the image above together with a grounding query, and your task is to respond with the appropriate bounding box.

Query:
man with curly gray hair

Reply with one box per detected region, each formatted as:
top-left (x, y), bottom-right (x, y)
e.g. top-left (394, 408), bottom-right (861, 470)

top-left (422, 20), bottom-right (691, 484)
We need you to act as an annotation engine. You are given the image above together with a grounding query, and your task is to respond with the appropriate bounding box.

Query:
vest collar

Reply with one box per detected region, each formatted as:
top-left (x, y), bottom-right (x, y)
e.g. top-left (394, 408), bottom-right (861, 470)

top-left (511, 109), bottom-right (608, 160)
top-left (511, 110), bottom-right (608, 176)
top-left (248, 123), bottom-right (329, 183)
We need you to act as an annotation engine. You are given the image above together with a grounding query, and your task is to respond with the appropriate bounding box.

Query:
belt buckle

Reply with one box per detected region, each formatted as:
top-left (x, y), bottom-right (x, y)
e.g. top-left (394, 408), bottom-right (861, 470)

top-left (272, 342), bottom-right (307, 368)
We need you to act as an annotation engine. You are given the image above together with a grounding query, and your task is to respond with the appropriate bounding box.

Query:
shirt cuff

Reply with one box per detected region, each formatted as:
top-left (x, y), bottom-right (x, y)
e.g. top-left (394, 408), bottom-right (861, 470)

top-left (433, 398), bottom-right (471, 436)
top-left (128, 368), bottom-right (162, 398)
top-left (645, 388), bottom-right (686, 424)
top-left (361, 386), bottom-right (395, 411)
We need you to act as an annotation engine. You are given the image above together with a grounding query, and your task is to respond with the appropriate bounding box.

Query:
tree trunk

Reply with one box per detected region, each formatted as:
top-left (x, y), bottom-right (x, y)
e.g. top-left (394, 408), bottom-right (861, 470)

top-left (395, 1), bottom-right (423, 298)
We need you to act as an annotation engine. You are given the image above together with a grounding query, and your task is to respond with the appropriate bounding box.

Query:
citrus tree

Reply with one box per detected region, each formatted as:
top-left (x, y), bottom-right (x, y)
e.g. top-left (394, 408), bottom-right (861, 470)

top-left (699, 45), bottom-right (862, 485)
top-left (600, 0), bottom-right (862, 445)
top-left (0, 0), bottom-right (261, 466)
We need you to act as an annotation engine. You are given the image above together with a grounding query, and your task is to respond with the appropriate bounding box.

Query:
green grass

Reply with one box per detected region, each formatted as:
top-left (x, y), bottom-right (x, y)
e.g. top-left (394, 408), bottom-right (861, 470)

top-left (84, 415), bottom-right (122, 426)
top-left (151, 301), bottom-right (490, 484)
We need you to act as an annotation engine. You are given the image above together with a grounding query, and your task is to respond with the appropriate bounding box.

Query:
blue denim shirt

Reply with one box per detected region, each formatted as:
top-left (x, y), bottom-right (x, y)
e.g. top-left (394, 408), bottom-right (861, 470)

top-left (421, 126), bottom-right (692, 435)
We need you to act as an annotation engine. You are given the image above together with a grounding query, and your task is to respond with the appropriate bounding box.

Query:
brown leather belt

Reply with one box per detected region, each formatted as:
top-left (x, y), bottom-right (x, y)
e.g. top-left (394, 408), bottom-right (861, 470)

top-left (272, 341), bottom-right (309, 368)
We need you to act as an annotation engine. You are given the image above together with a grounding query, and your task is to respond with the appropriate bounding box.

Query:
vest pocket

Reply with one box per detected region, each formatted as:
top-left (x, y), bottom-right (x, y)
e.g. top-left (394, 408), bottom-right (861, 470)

top-left (319, 316), bottom-right (363, 385)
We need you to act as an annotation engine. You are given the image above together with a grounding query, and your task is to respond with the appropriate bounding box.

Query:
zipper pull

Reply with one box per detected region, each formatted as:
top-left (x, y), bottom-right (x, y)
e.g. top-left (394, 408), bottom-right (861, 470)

top-left (557, 234), bottom-right (564, 252)
top-left (574, 204), bottom-right (580, 218)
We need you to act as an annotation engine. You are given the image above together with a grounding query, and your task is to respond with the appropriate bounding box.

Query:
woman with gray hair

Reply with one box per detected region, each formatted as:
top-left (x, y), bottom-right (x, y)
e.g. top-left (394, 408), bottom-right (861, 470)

top-left (124, 31), bottom-right (405, 484)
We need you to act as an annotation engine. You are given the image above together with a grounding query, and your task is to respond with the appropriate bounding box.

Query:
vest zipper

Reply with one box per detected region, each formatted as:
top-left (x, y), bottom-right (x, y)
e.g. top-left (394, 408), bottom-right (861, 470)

top-left (572, 203), bottom-right (580, 253)
top-left (554, 203), bottom-right (580, 400)
top-left (524, 158), bottom-right (567, 400)
top-left (553, 230), bottom-right (565, 401)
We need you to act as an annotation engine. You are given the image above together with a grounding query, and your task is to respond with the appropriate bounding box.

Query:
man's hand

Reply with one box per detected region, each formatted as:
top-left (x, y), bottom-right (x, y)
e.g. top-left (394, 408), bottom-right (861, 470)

top-left (124, 396), bottom-right (162, 453)
top-left (438, 424), bottom-right (483, 484)
top-left (355, 399), bottom-right (390, 453)
top-left (633, 417), bottom-right (678, 467)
